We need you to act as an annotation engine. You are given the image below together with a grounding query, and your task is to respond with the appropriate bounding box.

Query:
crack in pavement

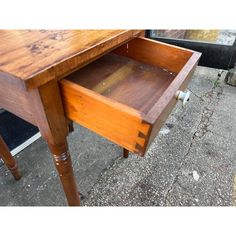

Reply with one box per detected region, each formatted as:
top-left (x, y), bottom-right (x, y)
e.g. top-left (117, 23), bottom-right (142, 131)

top-left (188, 88), bottom-right (205, 102)
top-left (163, 73), bottom-right (224, 205)
top-left (163, 135), bottom-right (195, 205)
top-left (84, 70), bottom-right (226, 206)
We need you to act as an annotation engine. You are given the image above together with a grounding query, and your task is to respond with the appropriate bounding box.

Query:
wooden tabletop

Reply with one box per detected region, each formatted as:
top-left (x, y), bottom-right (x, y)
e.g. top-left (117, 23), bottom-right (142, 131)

top-left (0, 30), bottom-right (143, 90)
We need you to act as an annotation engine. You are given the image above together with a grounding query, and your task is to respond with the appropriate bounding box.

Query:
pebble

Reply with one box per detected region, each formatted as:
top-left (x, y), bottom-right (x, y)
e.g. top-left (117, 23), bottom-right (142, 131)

top-left (160, 127), bottom-right (170, 135)
top-left (193, 170), bottom-right (200, 181)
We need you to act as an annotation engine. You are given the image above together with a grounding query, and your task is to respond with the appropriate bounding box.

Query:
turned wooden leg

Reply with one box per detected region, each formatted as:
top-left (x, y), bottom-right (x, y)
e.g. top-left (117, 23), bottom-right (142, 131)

top-left (29, 80), bottom-right (80, 206)
top-left (123, 148), bottom-right (129, 158)
top-left (48, 141), bottom-right (80, 206)
top-left (0, 136), bottom-right (21, 180)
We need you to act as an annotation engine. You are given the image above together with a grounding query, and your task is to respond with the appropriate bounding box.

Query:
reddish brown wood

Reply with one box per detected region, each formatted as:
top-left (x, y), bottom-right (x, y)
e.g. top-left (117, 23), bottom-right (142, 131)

top-left (0, 72), bottom-right (35, 125)
top-left (67, 53), bottom-right (176, 114)
top-left (28, 80), bottom-right (80, 206)
top-left (123, 148), bottom-right (129, 158)
top-left (60, 79), bottom-right (151, 155)
top-left (0, 30), bottom-right (201, 205)
top-left (114, 36), bottom-right (194, 73)
top-left (144, 54), bottom-right (200, 152)
top-left (60, 37), bottom-right (201, 156)
top-left (0, 136), bottom-right (21, 180)
top-left (47, 142), bottom-right (80, 206)
top-left (0, 30), bottom-right (144, 90)
top-left (0, 30), bottom-right (144, 206)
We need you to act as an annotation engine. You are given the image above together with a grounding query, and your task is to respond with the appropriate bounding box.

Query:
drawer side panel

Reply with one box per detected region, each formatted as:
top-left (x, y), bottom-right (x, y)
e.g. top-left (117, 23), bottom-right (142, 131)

top-left (60, 80), bottom-right (151, 155)
top-left (114, 37), bottom-right (193, 74)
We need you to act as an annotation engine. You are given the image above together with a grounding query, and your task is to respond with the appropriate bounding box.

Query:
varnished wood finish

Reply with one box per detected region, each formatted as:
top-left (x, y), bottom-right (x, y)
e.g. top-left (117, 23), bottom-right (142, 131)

top-left (0, 73), bottom-right (35, 125)
top-left (145, 55), bottom-right (199, 152)
top-left (60, 37), bottom-right (201, 156)
top-left (0, 30), bottom-right (200, 205)
top-left (114, 37), bottom-right (193, 73)
top-left (0, 30), bottom-right (143, 90)
top-left (47, 142), bottom-right (80, 206)
top-left (60, 79), bottom-right (151, 154)
top-left (67, 53), bottom-right (176, 114)
top-left (0, 136), bottom-right (21, 180)
top-left (0, 30), bottom-right (144, 206)
top-left (28, 80), bottom-right (80, 206)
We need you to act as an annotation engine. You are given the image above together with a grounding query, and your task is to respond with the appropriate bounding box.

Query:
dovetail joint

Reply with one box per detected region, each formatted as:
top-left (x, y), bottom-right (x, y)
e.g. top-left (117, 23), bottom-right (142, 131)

top-left (138, 131), bottom-right (146, 138)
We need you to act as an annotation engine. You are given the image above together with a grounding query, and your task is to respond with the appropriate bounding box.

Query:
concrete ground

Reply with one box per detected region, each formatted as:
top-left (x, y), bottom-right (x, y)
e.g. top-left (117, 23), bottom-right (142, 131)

top-left (0, 66), bottom-right (236, 206)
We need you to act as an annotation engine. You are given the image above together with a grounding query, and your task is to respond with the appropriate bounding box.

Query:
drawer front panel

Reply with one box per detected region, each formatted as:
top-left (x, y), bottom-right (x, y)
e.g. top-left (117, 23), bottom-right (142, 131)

top-left (146, 61), bottom-right (198, 151)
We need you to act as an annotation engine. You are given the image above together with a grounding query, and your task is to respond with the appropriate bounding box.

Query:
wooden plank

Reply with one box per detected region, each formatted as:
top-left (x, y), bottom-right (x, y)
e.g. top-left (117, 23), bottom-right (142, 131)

top-left (92, 60), bottom-right (135, 93)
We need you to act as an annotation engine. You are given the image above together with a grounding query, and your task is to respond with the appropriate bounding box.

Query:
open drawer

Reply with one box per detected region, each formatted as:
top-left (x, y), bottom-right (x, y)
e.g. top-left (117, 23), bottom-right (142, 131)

top-left (59, 37), bottom-right (201, 156)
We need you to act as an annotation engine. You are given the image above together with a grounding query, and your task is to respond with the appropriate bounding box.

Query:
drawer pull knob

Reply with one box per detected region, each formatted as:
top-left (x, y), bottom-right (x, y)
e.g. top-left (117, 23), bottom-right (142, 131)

top-left (176, 90), bottom-right (190, 106)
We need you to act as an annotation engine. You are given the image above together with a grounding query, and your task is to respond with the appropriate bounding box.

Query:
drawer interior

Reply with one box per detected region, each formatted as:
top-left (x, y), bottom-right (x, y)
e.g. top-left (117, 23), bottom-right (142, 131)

top-left (60, 37), bottom-right (200, 155)
top-left (67, 52), bottom-right (176, 114)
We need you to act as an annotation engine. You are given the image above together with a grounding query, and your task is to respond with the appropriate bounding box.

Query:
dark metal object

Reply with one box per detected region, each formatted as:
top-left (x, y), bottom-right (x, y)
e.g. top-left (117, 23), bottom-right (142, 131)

top-left (146, 30), bottom-right (236, 70)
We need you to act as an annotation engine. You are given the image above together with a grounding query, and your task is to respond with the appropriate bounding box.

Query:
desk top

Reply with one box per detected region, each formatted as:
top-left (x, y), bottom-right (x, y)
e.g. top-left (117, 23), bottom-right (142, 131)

top-left (0, 30), bottom-right (143, 90)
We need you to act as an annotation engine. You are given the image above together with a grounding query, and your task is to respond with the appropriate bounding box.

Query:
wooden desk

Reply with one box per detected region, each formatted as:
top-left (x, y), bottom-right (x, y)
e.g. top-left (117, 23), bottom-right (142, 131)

top-left (0, 30), bottom-right (144, 206)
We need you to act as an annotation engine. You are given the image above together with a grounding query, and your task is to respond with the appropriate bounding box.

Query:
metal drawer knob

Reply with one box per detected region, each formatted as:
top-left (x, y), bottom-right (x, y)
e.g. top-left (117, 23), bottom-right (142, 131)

top-left (176, 90), bottom-right (190, 106)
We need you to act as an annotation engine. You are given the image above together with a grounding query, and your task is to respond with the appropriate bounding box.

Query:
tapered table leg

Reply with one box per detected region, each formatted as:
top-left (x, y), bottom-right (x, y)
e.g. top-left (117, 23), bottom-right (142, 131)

top-left (0, 136), bottom-right (21, 180)
top-left (29, 80), bottom-right (80, 206)
top-left (48, 142), bottom-right (80, 206)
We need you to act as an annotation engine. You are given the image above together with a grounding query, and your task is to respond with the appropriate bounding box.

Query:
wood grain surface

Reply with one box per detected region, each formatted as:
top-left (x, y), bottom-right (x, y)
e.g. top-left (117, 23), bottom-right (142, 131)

top-left (67, 53), bottom-right (176, 114)
top-left (0, 30), bottom-right (143, 90)
top-left (60, 37), bottom-right (201, 155)
top-left (60, 79), bottom-right (151, 155)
